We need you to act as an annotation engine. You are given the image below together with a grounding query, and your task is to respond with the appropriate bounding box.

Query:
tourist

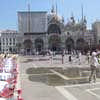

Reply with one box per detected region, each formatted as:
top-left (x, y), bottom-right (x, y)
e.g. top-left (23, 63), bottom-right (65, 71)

top-left (4, 54), bottom-right (7, 58)
top-left (78, 51), bottom-right (82, 65)
top-left (87, 51), bottom-right (90, 64)
top-left (89, 51), bottom-right (98, 83)
top-left (69, 55), bottom-right (72, 62)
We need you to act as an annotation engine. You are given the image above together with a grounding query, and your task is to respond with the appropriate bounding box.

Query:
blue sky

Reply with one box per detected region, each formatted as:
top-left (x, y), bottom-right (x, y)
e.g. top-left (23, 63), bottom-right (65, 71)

top-left (0, 0), bottom-right (100, 30)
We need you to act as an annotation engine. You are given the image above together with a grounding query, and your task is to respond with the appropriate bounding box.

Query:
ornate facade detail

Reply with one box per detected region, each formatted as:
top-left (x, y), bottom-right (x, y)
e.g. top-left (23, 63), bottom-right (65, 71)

top-left (17, 10), bottom-right (96, 54)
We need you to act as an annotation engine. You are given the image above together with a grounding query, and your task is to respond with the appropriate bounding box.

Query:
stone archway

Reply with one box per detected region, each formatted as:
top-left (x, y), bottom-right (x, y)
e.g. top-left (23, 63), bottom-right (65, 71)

top-left (23, 39), bottom-right (33, 54)
top-left (35, 38), bottom-right (44, 52)
top-left (49, 35), bottom-right (61, 51)
top-left (65, 38), bottom-right (74, 54)
top-left (76, 38), bottom-right (85, 50)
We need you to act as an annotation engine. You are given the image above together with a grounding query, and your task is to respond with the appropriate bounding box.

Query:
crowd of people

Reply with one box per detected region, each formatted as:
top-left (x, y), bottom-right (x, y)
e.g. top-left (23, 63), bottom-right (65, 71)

top-left (20, 48), bottom-right (100, 84)
top-left (0, 54), bottom-right (18, 99)
top-left (36, 49), bottom-right (100, 83)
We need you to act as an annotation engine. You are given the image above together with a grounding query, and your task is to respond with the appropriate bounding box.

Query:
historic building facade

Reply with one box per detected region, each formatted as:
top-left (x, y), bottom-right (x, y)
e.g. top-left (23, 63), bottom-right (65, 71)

top-left (92, 21), bottom-right (100, 45)
top-left (0, 8), bottom-right (98, 54)
top-left (18, 10), bottom-right (65, 54)
top-left (0, 30), bottom-right (18, 53)
top-left (64, 17), bottom-right (96, 52)
top-left (17, 9), bottom-right (96, 54)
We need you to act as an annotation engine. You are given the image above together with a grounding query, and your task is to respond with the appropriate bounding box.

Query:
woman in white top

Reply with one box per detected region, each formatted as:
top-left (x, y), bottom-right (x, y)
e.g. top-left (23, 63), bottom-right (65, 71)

top-left (89, 51), bottom-right (98, 83)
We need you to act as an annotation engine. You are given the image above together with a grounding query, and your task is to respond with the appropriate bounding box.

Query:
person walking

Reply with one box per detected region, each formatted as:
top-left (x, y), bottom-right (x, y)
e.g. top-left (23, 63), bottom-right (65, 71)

top-left (78, 51), bottom-right (82, 65)
top-left (89, 51), bottom-right (98, 83)
top-left (69, 55), bottom-right (72, 62)
top-left (87, 51), bottom-right (90, 64)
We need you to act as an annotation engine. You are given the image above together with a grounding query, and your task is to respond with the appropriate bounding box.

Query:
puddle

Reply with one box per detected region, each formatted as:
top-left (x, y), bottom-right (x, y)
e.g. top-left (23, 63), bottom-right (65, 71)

top-left (28, 75), bottom-right (48, 83)
top-left (28, 74), bottom-right (65, 86)
top-left (27, 67), bottom-right (93, 86)
top-left (28, 74), bottom-right (89, 86)
top-left (47, 74), bottom-right (65, 86)
top-left (54, 68), bottom-right (80, 78)
top-left (26, 68), bottom-right (62, 74)
top-left (26, 68), bottom-right (52, 74)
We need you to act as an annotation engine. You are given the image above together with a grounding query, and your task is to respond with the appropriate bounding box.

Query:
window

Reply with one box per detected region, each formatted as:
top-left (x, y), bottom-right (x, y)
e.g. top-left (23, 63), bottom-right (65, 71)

top-left (67, 32), bottom-right (70, 35)
top-left (13, 38), bottom-right (15, 45)
top-left (10, 38), bottom-right (12, 42)
top-left (6, 38), bottom-right (8, 42)
top-left (3, 38), bottom-right (4, 42)
top-left (13, 38), bottom-right (15, 42)
top-left (2, 38), bottom-right (5, 45)
top-left (99, 40), bottom-right (100, 44)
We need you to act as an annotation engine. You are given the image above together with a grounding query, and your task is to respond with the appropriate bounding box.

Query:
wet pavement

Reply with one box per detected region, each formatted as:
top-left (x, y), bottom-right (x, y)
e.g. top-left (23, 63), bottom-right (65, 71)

top-left (26, 67), bottom-right (88, 86)
top-left (19, 55), bottom-right (100, 100)
top-left (25, 67), bottom-right (100, 86)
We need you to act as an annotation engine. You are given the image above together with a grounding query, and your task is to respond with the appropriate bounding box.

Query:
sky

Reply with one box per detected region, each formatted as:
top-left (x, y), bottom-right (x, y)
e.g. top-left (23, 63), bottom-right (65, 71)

top-left (0, 0), bottom-right (100, 30)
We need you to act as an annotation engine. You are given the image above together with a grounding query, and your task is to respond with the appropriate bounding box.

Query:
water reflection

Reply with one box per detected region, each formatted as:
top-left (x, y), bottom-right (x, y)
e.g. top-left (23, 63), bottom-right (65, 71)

top-left (27, 68), bottom-right (90, 86)
top-left (28, 74), bottom-right (65, 86)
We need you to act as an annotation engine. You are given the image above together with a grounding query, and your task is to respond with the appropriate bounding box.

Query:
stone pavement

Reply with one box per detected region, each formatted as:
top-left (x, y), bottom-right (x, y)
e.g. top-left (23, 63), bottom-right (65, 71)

top-left (56, 81), bottom-right (100, 100)
top-left (18, 55), bottom-right (100, 100)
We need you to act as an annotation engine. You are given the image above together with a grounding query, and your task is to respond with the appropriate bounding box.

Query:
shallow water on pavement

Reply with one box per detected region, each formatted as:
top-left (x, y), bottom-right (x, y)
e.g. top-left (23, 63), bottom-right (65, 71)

top-left (26, 68), bottom-right (91, 86)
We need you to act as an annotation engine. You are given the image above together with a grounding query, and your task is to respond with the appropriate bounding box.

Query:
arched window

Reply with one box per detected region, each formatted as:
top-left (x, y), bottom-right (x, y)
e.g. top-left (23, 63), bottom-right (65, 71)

top-left (48, 24), bottom-right (61, 34)
top-left (76, 38), bottom-right (85, 50)
top-left (48, 35), bottom-right (61, 51)
top-left (23, 39), bottom-right (33, 49)
top-left (65, 38), bottom-right (74, 53)
top-left (35, 38), bottom-right (44, 52)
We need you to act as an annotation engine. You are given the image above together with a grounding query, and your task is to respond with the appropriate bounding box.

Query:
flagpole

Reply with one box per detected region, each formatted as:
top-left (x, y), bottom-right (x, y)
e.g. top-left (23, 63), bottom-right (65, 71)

top-left (28, 3), bottom-right (30, 33)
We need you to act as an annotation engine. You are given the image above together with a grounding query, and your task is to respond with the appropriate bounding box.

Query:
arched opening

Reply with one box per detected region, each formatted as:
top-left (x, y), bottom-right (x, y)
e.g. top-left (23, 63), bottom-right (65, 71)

top-left (76, 38), bottom-right (89, 54)
top-left (35, 38), bottom-right (44, 52)
top-left (76, 38), bottom-right (87, 51)
top-left (48, 24), bottom-right (61, 34)
top-left (49, 35), bottom-right (61, 51)
top-left (65, 38), bottom-right (74, 54)
top-left (76, 38), bottom-right (84, 50)
top-left (9, 47), bottom-right (12, 53)
top-left (23, 39), bottom-right (33, 54)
